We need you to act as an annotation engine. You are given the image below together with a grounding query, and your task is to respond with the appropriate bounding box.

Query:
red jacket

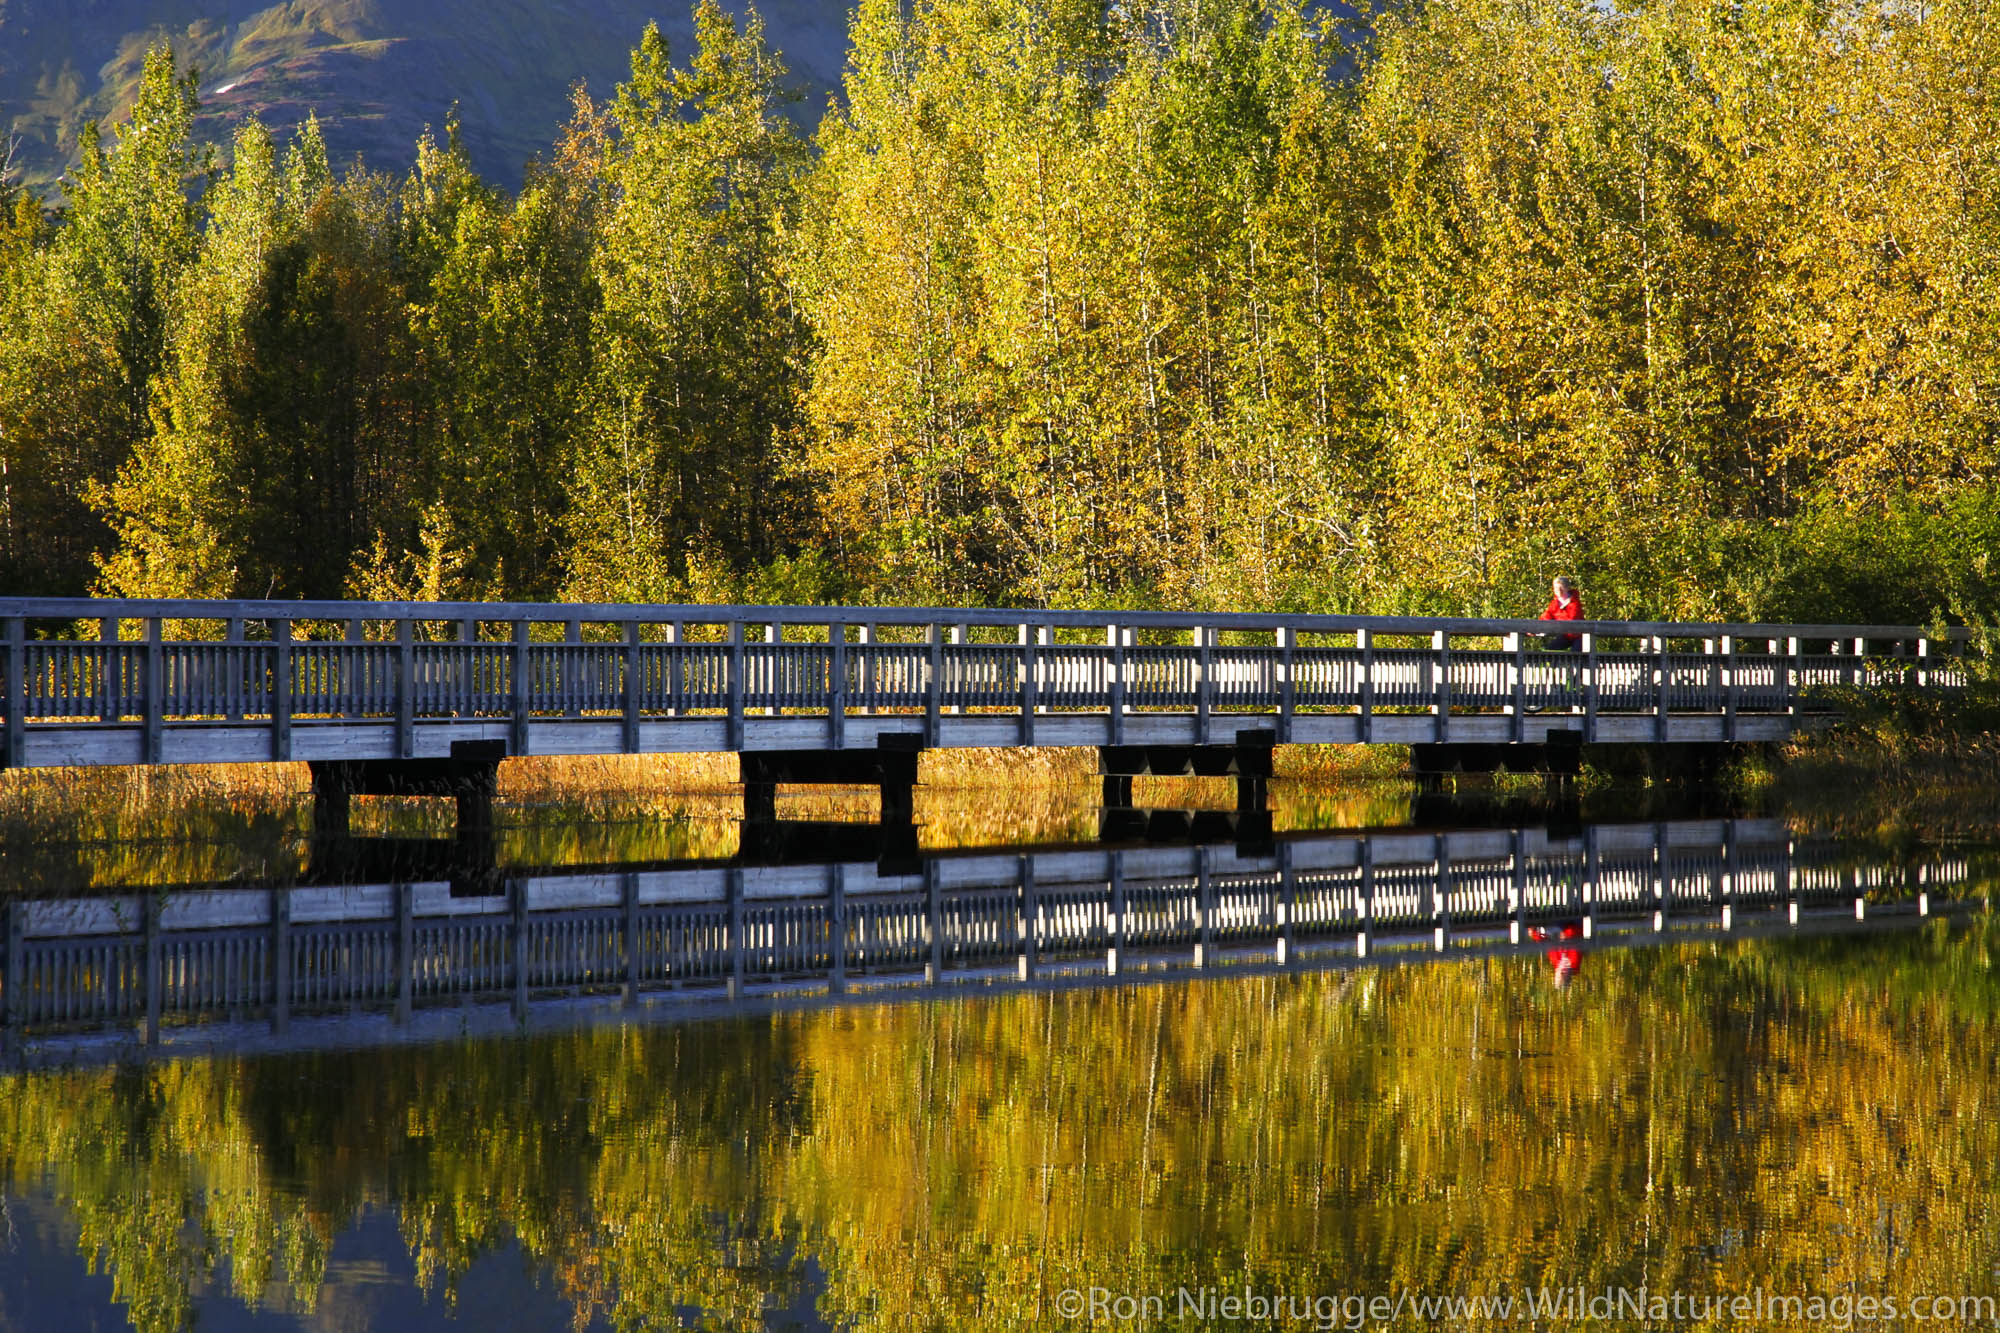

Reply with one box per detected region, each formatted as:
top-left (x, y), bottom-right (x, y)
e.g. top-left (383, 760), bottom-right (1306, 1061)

top-left (1542, 594), bottom-right (1582, 622)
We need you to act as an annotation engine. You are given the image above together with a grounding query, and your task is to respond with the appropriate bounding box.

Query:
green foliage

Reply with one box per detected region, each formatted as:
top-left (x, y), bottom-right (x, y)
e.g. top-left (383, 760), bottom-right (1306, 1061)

top-left (15, 4), bottom-right (2000, 619)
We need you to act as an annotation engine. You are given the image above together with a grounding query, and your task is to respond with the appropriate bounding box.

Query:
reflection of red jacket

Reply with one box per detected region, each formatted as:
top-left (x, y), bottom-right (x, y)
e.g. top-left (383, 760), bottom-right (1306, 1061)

top-left (1531, 923), bottom-right (1583, 979)
top-left (1542, 595), bottom-right (1582, 622)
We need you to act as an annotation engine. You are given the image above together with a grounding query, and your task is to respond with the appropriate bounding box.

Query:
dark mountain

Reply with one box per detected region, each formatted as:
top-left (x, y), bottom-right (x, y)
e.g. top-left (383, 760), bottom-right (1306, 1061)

top-left (0, 0), bottom-right (851, 190)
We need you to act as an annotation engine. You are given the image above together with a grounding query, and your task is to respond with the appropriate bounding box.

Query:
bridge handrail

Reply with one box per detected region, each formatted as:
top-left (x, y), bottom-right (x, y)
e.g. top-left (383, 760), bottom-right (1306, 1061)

top-left (0, 597), bottom-right (1974, 642)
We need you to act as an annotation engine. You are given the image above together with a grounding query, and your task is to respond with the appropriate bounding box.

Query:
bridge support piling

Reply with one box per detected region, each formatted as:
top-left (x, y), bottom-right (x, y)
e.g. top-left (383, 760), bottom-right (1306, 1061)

top-left (739, 735), bottom-right (922, 829)
top-left (308, 744), bottom-right (506, 843)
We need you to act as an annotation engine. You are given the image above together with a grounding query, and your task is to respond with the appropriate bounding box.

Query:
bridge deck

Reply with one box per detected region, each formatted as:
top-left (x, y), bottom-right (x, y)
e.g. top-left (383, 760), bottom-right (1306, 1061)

top-left (0, 599), bottom-right (1966, 768)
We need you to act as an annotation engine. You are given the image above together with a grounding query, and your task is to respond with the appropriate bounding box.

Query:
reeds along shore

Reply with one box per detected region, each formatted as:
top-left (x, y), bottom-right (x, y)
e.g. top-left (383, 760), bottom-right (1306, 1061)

top-left (0, 746), bottom-right (1416, 892)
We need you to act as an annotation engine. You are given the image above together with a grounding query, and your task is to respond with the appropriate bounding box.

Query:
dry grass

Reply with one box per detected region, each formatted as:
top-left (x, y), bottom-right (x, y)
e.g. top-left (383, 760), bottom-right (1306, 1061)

top-left (0, 742), bottom-right (1425, 886)
top-left (1764, 731), bottom-right (2000, 844)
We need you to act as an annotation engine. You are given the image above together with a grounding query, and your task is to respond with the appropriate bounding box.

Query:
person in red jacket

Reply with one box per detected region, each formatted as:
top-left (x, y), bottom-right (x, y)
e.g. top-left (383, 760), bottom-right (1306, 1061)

top-left (1540, 576), bottom-right (1582, 651)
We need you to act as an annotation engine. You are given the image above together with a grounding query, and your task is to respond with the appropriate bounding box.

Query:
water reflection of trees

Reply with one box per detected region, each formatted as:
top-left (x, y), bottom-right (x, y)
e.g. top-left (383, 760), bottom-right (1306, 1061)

top-left (6, 917), bottom-right (2000, 1331)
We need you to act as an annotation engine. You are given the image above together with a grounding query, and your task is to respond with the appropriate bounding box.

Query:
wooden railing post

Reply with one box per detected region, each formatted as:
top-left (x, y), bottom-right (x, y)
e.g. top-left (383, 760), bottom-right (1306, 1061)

top-left (1107, 852), bottom-right (1127, 977)
top-left (3, 616), bottom-right (23, 770)
top-left (1721, 635), bottom-right (1737, 740)
top-left (565, 618), bottom-right (584, 719)
top-left (512, 877), bottom-right (529, 1020)
top-left (926, 623), bottom-right (943, 745)
top-left (3, 902), bottom-right (22, 1027)
top-left (1654, 635), bottom-right (1670, 743)
top-left (395, 880), bottom-right (413, 1023)
top-left (726, 866), bottom-right (746, 1000)
top-left (1431, 629), bottom-right (1450, 744)
top-left (622, 620), bottom-right (641, 753)
top-left (395, 616), bottom-right (415, 760)
top-left (1357, 628), bottom-right (1374, 743)
top-left (511, 620), bottom-right (532, 757)
top-left (1037, 624), bottom-right (1053, 716)
top-left (727, 621), bottom-right (746, 750)
top-left (947, 624), bottom-right (966, 716)
top-left (142, 891), bottom-right (161, 1044)
top-left (763, 622), bottom-right (781, 717)
top-left (829, 622), bottom-right (847, 748)
top-left (102, 615), bottom-right (122, 721)
top-left (857, 622), bottom-right (875, 715)
top-left (1506, 632), bottom-right (1525, 743)
top-left (270, 887), bottom-right (291, 1032)
top-left (664, 620), bottom-right (682, 718)
top-left (1582, 632), bottom-right (1599, 741)
top-left (622, 870), bottom-right (642, 1003)
top-left (271, 618), bottom-right (292, 761)
top-left (1016, 854), bottom-right (1038, 981)
top-left (1430, 834), bottom-right (1453, 951)
top-left (924, 858), bottom-right (944, 985)
top-left (1356, 836), bottom-right (1374, 958)
top-left (1196, 624), bottom-right (1213, 744)
top-left (1786, 636), bottom-right (1801, 720)
top-left (224, 616), bottom-right (246, 722)
top-left (1277, 625), bottom-right (1295, 743)
top-left (1106, 623), bottom-right (1126, 745)
top-left (142, 616), bottom-right (163, 764)
top-left (827, 863), bottom-right (847, 994)
top-left (1193, 845), bottom-right (1214, 968)
top-left (1508, 830), bottom-right (1527, 943)
top-left (1017, 622), bottom-right (1037, 745)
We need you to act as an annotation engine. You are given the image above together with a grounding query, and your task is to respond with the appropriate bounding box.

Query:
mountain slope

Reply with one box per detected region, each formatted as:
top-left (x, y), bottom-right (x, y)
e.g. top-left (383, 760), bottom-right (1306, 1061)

top-left (0, 0), bottom-right (849, 190)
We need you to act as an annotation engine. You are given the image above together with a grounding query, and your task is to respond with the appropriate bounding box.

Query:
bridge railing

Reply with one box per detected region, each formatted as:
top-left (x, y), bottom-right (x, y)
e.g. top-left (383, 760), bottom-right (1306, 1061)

top-left (0, 599), bottom-right (1973, 764)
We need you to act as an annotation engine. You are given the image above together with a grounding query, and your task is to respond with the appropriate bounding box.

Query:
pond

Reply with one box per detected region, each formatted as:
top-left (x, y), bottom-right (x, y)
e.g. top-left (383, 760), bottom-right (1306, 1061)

top-left (0, 775), bottom-right (1994, 1332)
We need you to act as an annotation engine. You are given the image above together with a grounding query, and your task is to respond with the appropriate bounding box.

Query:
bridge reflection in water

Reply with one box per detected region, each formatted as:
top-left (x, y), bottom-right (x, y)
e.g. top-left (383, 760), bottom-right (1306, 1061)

top-left (2, 815), bottom-right (1974, 1063)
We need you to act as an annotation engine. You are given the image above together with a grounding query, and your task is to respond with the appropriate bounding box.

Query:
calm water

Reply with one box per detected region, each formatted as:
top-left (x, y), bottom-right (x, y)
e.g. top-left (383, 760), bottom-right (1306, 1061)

top-left (1, 784), bottom-right (1996, 1332)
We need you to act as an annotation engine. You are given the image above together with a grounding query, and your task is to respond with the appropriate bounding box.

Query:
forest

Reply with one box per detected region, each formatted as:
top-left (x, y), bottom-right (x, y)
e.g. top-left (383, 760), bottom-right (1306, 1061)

top-left (4, 0), bottom-right (2000, 626)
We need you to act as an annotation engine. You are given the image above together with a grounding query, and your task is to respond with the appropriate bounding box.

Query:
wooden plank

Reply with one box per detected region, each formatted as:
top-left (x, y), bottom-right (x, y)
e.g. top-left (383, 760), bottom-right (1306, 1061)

top-left (2, 617), bottom-right (22, 769)
top-left (395, 618), bottom-right (414, 760)
top-left (925, 623), bottom-right (942, 747)
top-left (511, 620), bottom-right (531, 757)
top-left (1583, 632), bottom-right (1599, 742)
top-left (141, 618), bottom-right (163, 763)
top-left (728, 622), bottom-right (745, 751)
top-left (1017, 623), bottom-right (1036, 745)
top-left (623, 620), bottom-right (641, 753)
top-left (271, 618), bottom-right (292, 761)
top-left (1195, 625), bottom-right (1212, 744)
top-left (829, 622), bottom-right (846, 749)
top-left (1276, 626), bottom-right (1294, 743)
top-left (1357, 628), bottom-right (1374, 743)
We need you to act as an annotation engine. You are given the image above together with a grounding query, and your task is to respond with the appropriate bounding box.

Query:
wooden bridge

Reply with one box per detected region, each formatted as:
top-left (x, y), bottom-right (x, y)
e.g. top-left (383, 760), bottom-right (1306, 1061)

top-left (0, 600), bottom-right (1965, 780)
top-left (0, 818), bottom-right (1973, 1061)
